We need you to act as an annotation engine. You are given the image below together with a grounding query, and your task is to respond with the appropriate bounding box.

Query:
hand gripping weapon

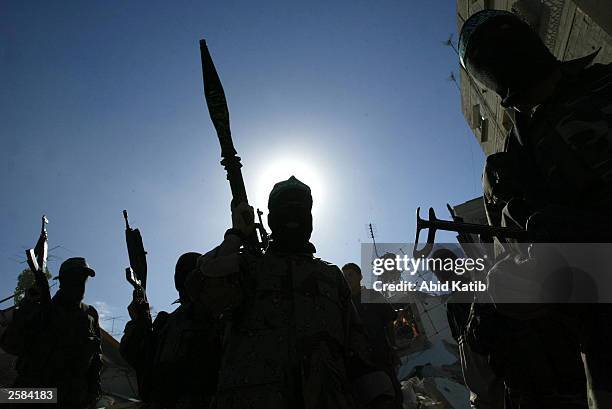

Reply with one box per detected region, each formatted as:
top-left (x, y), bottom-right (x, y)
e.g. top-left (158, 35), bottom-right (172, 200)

top-left (199, 39), bottom-right (268, 253)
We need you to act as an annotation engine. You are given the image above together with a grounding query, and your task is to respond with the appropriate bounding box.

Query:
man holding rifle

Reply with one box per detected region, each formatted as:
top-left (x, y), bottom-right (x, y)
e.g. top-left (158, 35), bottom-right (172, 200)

top-left (456, 9), bottom-right (612, 408)
top-left (186, 177), bottom-right (400, 409)
top-left (0, 257), bottom-right (102, 409)
top-left (119, 210), bottom-right (220, 408)
top-left (1, 217), bottom-right (102, 408)
top-left (120, 251), bottom-right (221, 409)
top-left (193, 40), bottom-right (401, 409)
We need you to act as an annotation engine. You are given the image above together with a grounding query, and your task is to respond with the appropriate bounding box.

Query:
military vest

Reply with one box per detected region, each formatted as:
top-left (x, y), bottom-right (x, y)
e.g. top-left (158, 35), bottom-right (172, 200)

top-left (213, 252), bottom-right (355, 409)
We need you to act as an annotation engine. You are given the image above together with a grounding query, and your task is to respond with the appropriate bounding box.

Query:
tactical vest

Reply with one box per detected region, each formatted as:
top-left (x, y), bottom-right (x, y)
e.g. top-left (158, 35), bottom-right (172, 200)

top-left (213, 252), bottom-right (355, 409)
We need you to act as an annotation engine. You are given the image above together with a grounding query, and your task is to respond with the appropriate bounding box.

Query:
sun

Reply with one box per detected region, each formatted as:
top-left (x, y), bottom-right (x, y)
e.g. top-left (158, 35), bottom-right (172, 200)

top-left (251, 155), bottom-right (326, 220)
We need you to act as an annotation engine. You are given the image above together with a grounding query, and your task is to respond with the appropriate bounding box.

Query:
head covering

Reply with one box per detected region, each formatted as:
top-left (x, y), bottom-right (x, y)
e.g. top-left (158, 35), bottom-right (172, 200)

top-left (342, 262), bottom-right (362, 278)
top-left (174, 252), bottom-right (202, 292)
top-left (267, 176), bottom-right (314, 253)
top-left (458, 9), bottom-right (518, 67)
top-left (268, 176), bottom-right (312, 210)
top-left (54, 257), bottom-right (95, 280)
top-left (459, 9), bottom-right (560, 107)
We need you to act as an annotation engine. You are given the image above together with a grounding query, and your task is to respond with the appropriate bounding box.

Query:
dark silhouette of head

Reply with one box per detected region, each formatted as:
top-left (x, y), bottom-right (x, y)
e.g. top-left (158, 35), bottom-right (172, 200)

top-left (175, 252), bottom-right (202, 304)
top-left (342, 262), bottom-right (362, 295)
top-left (459, 10), bottom-right (558, 107)
top-left (267, 176), bottom-right (313, 252)
top-left (55, 257), bottom-right (95, 304)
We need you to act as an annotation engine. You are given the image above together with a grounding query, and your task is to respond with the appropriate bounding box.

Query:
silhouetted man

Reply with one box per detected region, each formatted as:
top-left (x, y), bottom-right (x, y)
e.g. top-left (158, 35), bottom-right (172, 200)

top-left (429, 248), bottom-right (504, 409)
top-left (459, 9), bottom-right (612, 408)
top-left (187, 176), bottom-right (398, 409)
top-left (342, 262), bottom-right (402, 408)
top-left (120, 252), bottom-right (221, 409)
top-left (0, 257), bottom-right (102, 408)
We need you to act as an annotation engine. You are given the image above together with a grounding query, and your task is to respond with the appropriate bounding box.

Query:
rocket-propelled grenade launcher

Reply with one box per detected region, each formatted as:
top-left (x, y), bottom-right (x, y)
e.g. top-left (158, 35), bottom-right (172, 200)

top-left (199, 39), bottom-right (267, 253)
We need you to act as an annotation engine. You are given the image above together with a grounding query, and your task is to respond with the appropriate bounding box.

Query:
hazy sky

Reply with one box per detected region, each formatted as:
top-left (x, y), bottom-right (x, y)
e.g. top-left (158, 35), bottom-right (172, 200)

top-left (1, 0), bottom-right (485, 335)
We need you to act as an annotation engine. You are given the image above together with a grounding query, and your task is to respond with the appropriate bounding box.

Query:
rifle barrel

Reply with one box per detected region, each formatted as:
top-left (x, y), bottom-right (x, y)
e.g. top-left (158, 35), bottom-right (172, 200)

top-left (413, 207), bottom-right (531, 257)
top-left (123, 209), bottom-right (130, 229)
top-left (422, 219), bottom-right (529, 240)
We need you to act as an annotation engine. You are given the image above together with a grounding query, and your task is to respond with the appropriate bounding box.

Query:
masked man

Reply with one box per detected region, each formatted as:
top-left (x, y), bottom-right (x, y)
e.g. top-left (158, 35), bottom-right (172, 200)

top-left (187, 176), bottom-right (398, 409)
top-left (459, 9), bottom-right (612, 408)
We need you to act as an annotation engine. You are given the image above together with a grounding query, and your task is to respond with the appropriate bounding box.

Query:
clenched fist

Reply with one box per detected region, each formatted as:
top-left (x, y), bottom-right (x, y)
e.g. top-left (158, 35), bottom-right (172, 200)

top-left (231, 201), bottom-right (256, 238)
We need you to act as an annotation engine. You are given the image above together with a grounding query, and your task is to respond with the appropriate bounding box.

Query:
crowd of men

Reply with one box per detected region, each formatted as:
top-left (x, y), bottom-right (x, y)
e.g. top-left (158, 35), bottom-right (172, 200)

top-left (1, 8), bottom-right (611, 409)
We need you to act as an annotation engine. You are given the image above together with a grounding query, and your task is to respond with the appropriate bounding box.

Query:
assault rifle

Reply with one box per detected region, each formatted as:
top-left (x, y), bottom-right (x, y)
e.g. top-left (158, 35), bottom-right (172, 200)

top-left (413, 207), bottom-right (532, 258)
top-left (123, 210), bottom-right (148, 299)
top-left (25, 215), bottom-right (51, 303)
top-left (199, 39), bottom-right (268, 254)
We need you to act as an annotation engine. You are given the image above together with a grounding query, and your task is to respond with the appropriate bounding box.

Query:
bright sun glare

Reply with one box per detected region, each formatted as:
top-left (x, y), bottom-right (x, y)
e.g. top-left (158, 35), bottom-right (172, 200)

top-left (253, 156), bottom-right (326, 221)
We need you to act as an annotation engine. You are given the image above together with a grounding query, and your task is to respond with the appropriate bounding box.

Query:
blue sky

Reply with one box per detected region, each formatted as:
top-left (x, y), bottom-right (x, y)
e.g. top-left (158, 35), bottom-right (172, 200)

top-left (1, 0), bottom-right (484, 335)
